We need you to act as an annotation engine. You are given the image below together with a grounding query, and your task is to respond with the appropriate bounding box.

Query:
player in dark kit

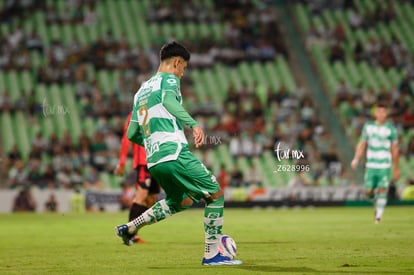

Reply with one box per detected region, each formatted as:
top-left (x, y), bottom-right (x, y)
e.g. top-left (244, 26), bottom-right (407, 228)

top-left (114, 111), bottom-right (160, 243)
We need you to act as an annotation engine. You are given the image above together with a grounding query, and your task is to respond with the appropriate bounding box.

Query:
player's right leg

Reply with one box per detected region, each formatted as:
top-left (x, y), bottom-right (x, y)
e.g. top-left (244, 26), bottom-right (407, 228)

top-left (364, 170), bottom-right (376, 201)
top-left (173, 150), bottom-right (242, 265)
top-left (115, 161), bottom-right (189, 245)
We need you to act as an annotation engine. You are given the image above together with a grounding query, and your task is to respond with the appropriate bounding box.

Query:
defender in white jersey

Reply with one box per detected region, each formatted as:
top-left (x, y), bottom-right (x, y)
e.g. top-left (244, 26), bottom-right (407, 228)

top-left (115, 41), bottom-right (242, 265)
top-left (351, 103), bottom-right (400, 223)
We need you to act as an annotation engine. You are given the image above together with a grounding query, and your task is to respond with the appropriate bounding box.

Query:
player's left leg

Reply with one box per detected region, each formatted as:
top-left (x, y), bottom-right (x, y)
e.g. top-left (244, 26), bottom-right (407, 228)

top-left (174, 150), bottom-right (241, 265)
top-left (126, 166), bottom-right (153, 243)
top-left (374, 169), bottom-right (391, 224)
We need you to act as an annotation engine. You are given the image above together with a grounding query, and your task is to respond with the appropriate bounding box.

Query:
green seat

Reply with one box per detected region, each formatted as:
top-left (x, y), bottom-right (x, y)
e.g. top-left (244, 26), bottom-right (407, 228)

top-left (13, 112), bottom-right (30, 159)
top-left (1, 112), bottom-right (15, 153)
top-left (294, 3), bottom-right (310, 33)
top-left (48, 84), bottom-right (68, 137)
top-left (62, 84), bottom-right (82, 141)
top-left (264, 62), bottom-right (280, 91)
top-left (5, 71), bottom-right (21, 102)
top-left (0, 71), bottom-right (5, 92)
top-left (277, 57), bottom-right (296, 92)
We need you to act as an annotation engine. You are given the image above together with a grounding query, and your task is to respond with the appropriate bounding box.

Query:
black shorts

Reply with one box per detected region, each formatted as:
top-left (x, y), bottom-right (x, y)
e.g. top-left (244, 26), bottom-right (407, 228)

top-left (135, 165), bottom-right (160, 194)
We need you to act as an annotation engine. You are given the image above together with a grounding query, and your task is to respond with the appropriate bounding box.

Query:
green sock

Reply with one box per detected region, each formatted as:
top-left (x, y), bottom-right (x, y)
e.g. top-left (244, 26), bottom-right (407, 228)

top-left (204, 195), bottom-right (224, 259)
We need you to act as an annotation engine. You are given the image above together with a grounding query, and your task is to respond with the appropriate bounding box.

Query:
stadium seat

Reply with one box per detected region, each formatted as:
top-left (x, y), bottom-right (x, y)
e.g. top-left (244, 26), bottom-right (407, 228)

top-left (1, 112), bottom-right (15, 154)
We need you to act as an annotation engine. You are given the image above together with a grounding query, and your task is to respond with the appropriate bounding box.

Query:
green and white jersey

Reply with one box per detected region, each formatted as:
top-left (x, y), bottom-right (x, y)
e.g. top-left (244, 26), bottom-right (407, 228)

top-left (130, 72), bottom-right (195, 168)
top-left (361, 121), bottom-right (398, 169)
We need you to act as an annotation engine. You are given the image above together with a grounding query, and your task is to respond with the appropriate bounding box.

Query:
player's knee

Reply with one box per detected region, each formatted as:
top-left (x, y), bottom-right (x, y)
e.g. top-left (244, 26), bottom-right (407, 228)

top-left (205, 188), bottom-right (224, 204)
top-left (365, 189), bottom-right (374, 199)
top-left (211, 188), bottom-right (224, 200)
top-left (145, 194), bottom-right (158, 207)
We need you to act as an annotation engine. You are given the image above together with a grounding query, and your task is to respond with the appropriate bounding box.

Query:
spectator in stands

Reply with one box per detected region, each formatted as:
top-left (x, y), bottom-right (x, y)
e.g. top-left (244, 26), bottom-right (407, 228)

top-left (365, 36), bottom-right (382, 66)
top-left (28, 144), bottom-right (42, 161)
top-left (401, 106), bottom-right (414, 130)
top-left (25, 29), bottom-right (43, 54)
top-left (27, 160), bottom-right (42, 188)
top-left (335, 79), bottom-right (351, 106)
top-left (241, 133), bottom-right (255, 159)
top-left (84, 166), bottom-right (102, 189)
top-left (230, 164), bottom-right (244, 187)
top-left (8, 24), bottom-right (24, 50)
top-left (333, 23), bottom-right (346, 42)
top-left (32, 133), bottom-right (47, 151)
top-left (90, 132), bottom-right (109, 172)
top-left (217, 164), bottom-right (230, 190)
top-left (56, 166), bottom-right (72, 189)
top-left (0, 90), bottom-right (14, 112)
top-left (348, 7), bottom-right (363, 30)
top-left (229, 136), bottom-right (242, 160)
top-left (12, 188), bottom-right (36, 212)
top-left (391, 94), bottom-right (409, 122)
top-left (8, 160), bottom-right (28, 189)
top-left (41, 165), bottom-right (56, 189)
top-left (6, 144), bottom-right (22, 169)
top-left (329, 40), bottom-right (345, 63)
top-left (245, 163), bottom-right (262, 187)
top-left (45, 194), bottom-right (58, 212)
top-left (353, 41), bottom-right (365, 62)
top-left (398, 74), bottom-right (413, 97)
top-left (379, 44), bottom-right (396, 69)
top-left (362, 87), bottom-right (377, 109)
top-left (305, 22), bottom-right (324, 49)
top-left (406, 135), bottom-right (414, 159)
top-left (391, 37), bottom-right (409, 69)
top-left (83, 3), bottom-right (97, 26)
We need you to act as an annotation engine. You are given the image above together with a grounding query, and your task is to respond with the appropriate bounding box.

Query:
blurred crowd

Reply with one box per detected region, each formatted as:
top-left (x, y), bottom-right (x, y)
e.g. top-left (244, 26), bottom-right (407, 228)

top-left (302, 0), bottom-right (412, 70)
top-left (300, 0), bottom-right (414, 163)
top-left (0, 0), bottom-right (293, 191)
top-left (0, 0), bottom-right (374, 192)
top-left (148, 0), bottom-right (288, 67)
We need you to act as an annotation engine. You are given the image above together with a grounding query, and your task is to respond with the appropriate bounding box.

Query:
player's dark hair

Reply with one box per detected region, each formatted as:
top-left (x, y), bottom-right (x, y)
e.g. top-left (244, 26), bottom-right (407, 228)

top-left (160, 41), bottom-right (190, 62)
top-left (376, 102), bottom-right (389, 109)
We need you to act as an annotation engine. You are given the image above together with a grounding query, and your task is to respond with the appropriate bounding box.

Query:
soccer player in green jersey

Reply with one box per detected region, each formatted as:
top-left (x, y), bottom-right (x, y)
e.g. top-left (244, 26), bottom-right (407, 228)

top-left (351, 103), bottom-right (400, 224)
top-left (115, 41), bottom-right (242, 265)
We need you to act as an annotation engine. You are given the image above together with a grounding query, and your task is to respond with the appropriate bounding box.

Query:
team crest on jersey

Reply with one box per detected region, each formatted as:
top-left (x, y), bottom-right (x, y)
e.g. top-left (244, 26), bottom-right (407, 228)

top-left (166, 78), bottom-right (177, 86)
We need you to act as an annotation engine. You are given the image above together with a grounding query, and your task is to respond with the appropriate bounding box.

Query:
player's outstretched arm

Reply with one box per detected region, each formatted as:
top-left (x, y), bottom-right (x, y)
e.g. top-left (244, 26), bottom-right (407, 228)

top-left (162, 92), bottom-right (199, 128)
top-left (391, 143), bottom-right (400, 181)
top-left (193, 126), bottom-right (204, 148)
top-left (351, 140), bottom-right (367, 169)
top-left (162, 92), bottom-right (204, 147)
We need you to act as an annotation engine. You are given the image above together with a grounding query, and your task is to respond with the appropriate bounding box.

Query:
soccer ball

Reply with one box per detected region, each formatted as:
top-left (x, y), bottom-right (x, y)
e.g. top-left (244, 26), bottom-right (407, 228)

top-left (218, 235), bottom-right (237, 259)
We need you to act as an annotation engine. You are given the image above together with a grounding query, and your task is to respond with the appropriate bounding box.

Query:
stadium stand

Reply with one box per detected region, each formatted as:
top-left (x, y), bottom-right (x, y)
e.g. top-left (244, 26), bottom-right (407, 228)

top-left (1, 0), bottom-right (410, 194)
top-left (292, 0), bottom-right (414, 186)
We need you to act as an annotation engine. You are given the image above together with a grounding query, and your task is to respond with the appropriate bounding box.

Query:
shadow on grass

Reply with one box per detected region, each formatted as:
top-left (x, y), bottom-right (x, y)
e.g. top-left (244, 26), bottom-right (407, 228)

top-left (148, 264), bottom-right (413, 274)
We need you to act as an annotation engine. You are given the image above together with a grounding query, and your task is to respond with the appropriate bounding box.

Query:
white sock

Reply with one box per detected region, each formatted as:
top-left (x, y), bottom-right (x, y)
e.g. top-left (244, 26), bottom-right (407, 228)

top-left (204, 241), bottom-right (220, 259)
top-left (126, 199), bottom-right (173, 233)
top-left (375, 198), bottom-right (387, 219)
top-left (204, 215), bottom-right (223, 259)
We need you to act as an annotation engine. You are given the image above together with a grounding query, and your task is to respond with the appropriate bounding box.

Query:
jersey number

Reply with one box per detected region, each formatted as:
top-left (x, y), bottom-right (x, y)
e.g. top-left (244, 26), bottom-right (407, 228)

top-left (138, 106), bottom-right (150, 135)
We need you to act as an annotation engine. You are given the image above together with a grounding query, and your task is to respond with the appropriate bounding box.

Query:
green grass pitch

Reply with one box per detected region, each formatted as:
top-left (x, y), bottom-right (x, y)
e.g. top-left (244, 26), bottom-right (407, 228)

top-left (1, 206), bottom-right (413, 274)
